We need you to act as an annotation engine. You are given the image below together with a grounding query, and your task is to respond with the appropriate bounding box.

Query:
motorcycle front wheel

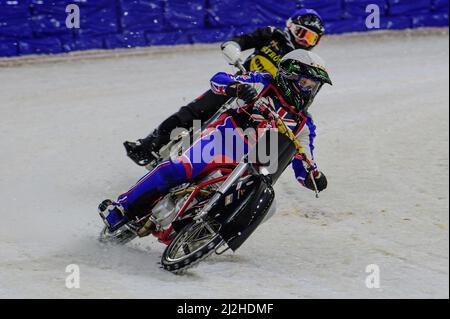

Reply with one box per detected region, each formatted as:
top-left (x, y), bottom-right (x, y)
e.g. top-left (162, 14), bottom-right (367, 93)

top-left (98, 225), bottom-right (137, 245)
top-left (161, 218), bottom-right (223, 274)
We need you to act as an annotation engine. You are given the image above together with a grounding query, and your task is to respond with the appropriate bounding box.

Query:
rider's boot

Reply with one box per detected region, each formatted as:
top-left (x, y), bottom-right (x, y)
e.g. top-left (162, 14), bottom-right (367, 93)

top-left (124, 129), bottom-right (170, 166)
top-left (124, 90), bottom-right (228, 166)
top-left (98, 200), bottom-right (129, 232)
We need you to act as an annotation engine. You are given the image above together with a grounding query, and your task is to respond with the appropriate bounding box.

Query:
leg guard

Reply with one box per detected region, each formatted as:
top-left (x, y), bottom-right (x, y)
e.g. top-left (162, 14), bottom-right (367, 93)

top-left (118, 160), bottom-right (189, 219)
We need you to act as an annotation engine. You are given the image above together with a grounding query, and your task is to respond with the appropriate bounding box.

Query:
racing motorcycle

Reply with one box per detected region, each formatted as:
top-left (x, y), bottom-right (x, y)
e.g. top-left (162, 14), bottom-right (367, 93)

top-left (98, 70), bottom-right (318, 274)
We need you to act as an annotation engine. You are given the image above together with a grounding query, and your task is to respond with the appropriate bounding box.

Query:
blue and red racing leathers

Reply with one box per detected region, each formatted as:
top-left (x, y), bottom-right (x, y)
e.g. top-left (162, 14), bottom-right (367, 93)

top-left (117, 71), bottom-right (318, 218)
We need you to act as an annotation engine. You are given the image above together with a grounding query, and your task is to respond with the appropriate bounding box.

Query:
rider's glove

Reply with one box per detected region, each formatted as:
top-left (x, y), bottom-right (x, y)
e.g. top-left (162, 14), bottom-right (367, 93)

top-left (221, 41), bottom-right (242, 66)
top-left (226, 83), bottom-right (258, 104)
top-left (254, 99), bottom-right (275, 120)
top-left (304, 170), bottom-right (328, 192)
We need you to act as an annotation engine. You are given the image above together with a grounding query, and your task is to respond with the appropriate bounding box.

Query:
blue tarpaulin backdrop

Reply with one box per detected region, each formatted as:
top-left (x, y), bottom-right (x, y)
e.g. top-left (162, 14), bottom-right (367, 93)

top-left (0, 0), bottom-right (448, 57)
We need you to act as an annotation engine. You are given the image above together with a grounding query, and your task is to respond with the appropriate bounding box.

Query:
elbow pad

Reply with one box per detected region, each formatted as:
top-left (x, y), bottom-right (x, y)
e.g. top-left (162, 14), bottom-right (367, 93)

top-left (221, 41), bottom-right (242, 66)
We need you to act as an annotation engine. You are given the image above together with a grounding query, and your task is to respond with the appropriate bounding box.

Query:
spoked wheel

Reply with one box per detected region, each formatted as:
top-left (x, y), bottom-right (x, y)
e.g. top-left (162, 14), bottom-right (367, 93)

top-left (161, 218), bottom-right (224, 274)
top-left (98, 224), bottom-right (138, 245)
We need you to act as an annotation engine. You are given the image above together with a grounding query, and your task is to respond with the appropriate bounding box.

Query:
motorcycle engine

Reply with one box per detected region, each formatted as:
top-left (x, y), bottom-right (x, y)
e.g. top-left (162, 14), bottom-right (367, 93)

top-left (152, 172), bottom-right (223, 230)
top-left (151, 194), bottom-right (189, 230)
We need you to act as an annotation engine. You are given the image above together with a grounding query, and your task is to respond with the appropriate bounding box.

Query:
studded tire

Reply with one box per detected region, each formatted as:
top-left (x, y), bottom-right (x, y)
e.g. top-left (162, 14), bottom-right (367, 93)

top-left (98, 225), bottom-right (137, 245)
top-left (161, 220), bottom-right (223, 274)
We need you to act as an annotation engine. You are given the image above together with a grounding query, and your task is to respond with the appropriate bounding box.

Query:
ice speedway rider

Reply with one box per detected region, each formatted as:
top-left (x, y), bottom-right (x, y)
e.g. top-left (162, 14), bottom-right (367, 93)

top-left (124, 9), bottom-right (326, 167)
top-left (100, 49), bottom-right (332, 232)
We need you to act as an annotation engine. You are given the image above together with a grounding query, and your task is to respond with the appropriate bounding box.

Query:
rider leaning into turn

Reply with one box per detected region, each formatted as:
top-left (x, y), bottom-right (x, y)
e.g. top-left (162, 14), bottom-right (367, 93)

top-left (124, 9), bottom-right (326, 167)
top-left (102, 49), bottom-right (332, 232)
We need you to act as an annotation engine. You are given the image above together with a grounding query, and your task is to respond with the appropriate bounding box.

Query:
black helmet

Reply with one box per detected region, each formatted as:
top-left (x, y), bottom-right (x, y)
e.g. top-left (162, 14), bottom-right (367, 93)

top-left (287, 9), bottom-right (325, 49)
top-left (276, 49), bottom-right (332, 113)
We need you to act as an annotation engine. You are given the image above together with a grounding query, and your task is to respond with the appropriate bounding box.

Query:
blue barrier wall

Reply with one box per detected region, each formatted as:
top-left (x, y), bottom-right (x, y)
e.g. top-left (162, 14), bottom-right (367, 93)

top-left (0, 0), bottom-right (448, 57)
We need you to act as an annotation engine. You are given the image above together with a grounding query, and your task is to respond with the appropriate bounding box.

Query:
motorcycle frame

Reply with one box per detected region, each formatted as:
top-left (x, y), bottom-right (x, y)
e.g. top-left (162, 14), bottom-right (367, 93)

top-left (149, 110), bottom-right (302, 244)
top-left (150, 167), bottom-right (236, 245)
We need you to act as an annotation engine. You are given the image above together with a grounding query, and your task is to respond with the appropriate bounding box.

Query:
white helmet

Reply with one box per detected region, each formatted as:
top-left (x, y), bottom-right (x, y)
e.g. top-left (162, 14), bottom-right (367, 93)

top-left (277, 49), bottom-right (332, 112)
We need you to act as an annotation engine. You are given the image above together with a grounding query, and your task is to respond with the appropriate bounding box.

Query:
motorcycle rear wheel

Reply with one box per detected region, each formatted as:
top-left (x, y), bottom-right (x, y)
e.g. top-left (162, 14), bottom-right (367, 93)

top-left (161, 219), bottom-right (223, 274)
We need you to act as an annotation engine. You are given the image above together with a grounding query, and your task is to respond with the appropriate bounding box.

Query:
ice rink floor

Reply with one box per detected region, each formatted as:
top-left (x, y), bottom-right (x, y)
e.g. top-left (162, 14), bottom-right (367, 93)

top-left (0, 30), bottom-right (448, 298)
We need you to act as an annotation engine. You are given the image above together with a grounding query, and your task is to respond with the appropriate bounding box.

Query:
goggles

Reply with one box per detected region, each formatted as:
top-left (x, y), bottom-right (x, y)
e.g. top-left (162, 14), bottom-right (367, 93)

top-left (289, 24), bottom-right (320, 47)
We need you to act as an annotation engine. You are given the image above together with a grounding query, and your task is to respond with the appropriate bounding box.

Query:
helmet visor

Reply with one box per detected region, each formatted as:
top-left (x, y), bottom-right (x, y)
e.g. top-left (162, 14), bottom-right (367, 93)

top-left (281, 70), bottom-right (322, 110)
top-left (282, 70), bottom-right (322, 98)
top-left (296, 76), bottom-right (321, 95)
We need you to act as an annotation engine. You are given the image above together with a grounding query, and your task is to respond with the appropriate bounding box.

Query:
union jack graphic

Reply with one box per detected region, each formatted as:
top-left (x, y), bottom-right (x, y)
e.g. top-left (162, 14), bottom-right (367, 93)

top-left (210, 81), bottom-right (227, 95)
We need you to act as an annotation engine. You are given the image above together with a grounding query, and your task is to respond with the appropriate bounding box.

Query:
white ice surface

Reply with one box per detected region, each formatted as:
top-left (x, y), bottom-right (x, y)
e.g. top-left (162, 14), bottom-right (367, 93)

top-left (0, 31), bottom-right (448, 299)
